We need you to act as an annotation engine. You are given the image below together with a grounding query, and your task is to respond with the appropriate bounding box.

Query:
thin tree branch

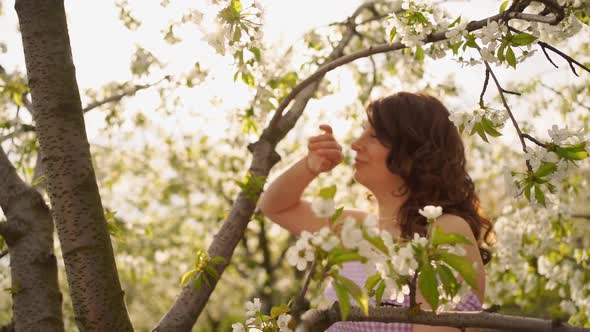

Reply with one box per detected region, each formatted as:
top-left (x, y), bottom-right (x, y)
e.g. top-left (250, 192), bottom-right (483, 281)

top-left (479, 68), bottom-right (490, 108)
top-left (291, 260), bottom-right (317, 320)
top-left (522, 133), bottom-right (547, 148)
top-left (1, 76), bottom-right (169, 143)
top-left (537, 41), bottom-right (590, 77)
top-left (299, 304), bottom-right (590, 332)
top-left (0, 124), bottom-right (36, 143)
top-left (479, 54), bottom-right (533, 172)
top-left (538, 82), bottom-right (590, 111)
top-left (508, 26), bottom-right (590, 76)
top-left (82, 76), bottom-right (170, 113)
top-left (0, 250), bottom-right (8, 259)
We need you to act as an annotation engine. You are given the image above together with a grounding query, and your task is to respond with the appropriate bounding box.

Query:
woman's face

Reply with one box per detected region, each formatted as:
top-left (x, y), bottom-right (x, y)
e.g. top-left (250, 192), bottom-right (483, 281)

top-left (351, 121), bottom-right (400, 194)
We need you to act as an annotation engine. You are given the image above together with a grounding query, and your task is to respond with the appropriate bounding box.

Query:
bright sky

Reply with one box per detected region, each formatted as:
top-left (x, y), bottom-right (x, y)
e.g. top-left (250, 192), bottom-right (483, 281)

top-left (0, 0), bottom-right (584, 149)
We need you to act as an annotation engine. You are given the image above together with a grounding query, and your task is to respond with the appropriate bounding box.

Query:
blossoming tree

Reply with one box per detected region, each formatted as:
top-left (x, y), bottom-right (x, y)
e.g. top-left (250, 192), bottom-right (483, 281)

top-left (0, 0), bottom-right (589, 331)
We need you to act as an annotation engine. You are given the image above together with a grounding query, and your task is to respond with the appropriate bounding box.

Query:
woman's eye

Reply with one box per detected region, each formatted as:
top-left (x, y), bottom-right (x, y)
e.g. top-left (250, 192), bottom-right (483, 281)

top-left (370, 134), bottom-right (378, 138)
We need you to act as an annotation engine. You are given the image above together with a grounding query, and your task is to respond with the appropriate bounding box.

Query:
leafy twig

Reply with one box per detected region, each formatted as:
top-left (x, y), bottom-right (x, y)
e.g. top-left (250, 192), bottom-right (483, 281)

top-left (291, 260), bottom-right (318, 319)
top-left (479, 52), bottom-right (533, 172)
top-left (479, 68), bottom-right (490, 108)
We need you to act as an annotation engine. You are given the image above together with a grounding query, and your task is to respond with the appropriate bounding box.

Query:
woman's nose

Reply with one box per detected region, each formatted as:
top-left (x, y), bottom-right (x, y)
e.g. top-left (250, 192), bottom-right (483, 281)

top-left (351, 139), bottom-right (363, 152)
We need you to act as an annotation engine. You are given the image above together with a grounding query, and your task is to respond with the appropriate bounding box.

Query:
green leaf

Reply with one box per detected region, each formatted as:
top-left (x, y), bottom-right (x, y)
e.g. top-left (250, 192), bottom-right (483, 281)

top-left (465, 34), bottom-right (478, 48)
top-left (534, 162), bottom-right (557, 178)
top-left (431, 226), bottom-right (473, 246)
top-left (319, 185), bottom-right (337, 200)
top-left (389, 27), bottom-right (397, 42)
top-left (450, 41), bottom-right (463, 55)
top-left (375, 280), bottom-right (386, 304)
top-left (210, 256), bottom-right (227, 265)
top-left (194, 273), bottom-right (203, 290)
top-left (330, 207), bottom-right (344, 222)
top-left (470, 122), bottom-right (489, 143)
top-left (334, 282), bottom-right (350, 320)
top-left (500, 0), bottom-right (509, 13)
top-left (418, 264), bottom-right (439, 311)
top-left (497, 43), bottom-right (507, 62)
top-left (439, 252), bottom-right (478, 289)
top-left (204, 265), bottom-right (219, 280)
top-left (180, 269), bottom-right (197, 286)
top-left (481, 118), bottom-right (502, 137)
top-left (365, 273), bottom-right (382, 291)
top-left (449, 16), bottom-right (461, 28)
top-left (506, 47), bottom-right (516, 68)
top-left (362, 230), bottom-right (389, 254)
top-left (415, 46), bottom-right (424, 61)
top-left (534, 185), bottom-right (546, 206)
top-left (556, 144), bottom-right (589, 160)
top-left (250, 47), bottom-right (261, 61)
top-left (328, 251), bottom-right (365, 265)
top-left (230, 0), bottom-right (242, 12)
top-left (524, 183), bottom-right (532, 201)
top-left (437, 264), bottom-right (459, 297)
top-left (31, 175), bottom-right (46, 186)
top-left (511, 33), bottom-right (537, 46)
top-left (241, 71), bottom-right (255, 87)
top-left (232, 27), bottom-right (242, 42)
top-left (270, 304), bottom-right (290, 318)
top-left (336, 275), bottom-right (369, 316)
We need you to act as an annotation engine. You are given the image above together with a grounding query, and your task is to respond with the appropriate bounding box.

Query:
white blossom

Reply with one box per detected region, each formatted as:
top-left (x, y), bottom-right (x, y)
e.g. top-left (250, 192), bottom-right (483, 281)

top-left (392, 244), bottom-right (418, 276)
top-left (311, 198), bottom-right (336, 218)
top-left (286, 240), bottom-right (314, 271)
top-left (362, 214), bottom-right (380, 237)
top-left (232, 322), bottom-right (245, 332)
top-left (341, 217), bottom-right (363, 249)
top-left (383, 277), bottom-right (410, 303)
top-left (277, 313), bottom-right (292, 332)
top-left (444, 20), bottom-right (468, 44)
top-left (204, 29), bottom-right (226, 55)
top-left (418, 205), bottom-right (443, 219)
top-left (245, 298), bottom-right (262, 317)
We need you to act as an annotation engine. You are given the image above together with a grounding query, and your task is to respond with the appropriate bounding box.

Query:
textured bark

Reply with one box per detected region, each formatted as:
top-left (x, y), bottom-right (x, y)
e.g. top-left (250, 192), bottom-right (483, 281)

top-left (14, 0), bottom-right (133, 331)
top-left (152, 3), bottom-right (371, 331)
top-left (0, 146), bottom-right (64, 332)
top-left (299, 304), bottom-right (590, 332)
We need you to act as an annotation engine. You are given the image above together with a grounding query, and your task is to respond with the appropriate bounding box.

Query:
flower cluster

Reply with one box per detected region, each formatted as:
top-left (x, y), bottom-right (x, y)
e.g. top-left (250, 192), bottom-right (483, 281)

top-left (232, 298), bottom-right (294, 332)
top-left (449, 107), bottom-right (508, 136)
top-left (387, 0), bottom-right (448, 47)
top-left (280, 190), bottom-right (477, 320)
top-left (488, 201), bottom-right (590, 323)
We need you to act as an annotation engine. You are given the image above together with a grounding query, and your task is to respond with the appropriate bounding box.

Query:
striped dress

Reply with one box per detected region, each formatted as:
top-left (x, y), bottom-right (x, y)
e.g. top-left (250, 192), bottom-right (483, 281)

top-left (324, 262), bottom-right (482, 332)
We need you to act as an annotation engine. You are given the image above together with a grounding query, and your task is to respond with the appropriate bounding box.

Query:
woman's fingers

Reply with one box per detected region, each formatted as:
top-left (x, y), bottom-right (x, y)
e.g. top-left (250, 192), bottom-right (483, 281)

top-left (319, 124), bottom-right (333, 134)
top-left (308, 140), bottom-right (341, 150)
top-left (308, 134), bottom-right (334, 143)
top-left (315, 149), bottom-right (343, 161)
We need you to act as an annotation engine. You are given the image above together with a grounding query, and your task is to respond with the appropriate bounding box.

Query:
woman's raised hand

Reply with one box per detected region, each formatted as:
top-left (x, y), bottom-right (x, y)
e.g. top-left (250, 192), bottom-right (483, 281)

top-left (306, 124), bottom-right (344, 175)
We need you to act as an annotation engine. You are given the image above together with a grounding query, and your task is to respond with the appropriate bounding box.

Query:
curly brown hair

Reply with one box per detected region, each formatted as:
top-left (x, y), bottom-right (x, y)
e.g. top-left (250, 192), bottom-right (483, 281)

top-left (366, 92), bottom-right (494, 264)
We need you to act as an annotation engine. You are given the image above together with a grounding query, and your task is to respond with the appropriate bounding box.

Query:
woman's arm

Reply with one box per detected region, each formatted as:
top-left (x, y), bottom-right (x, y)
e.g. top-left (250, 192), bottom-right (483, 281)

top-left (257, 125), bottom-right (345, 235)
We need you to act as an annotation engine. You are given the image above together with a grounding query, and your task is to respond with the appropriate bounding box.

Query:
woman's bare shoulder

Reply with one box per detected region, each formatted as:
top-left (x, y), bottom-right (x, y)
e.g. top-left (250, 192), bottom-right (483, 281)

top-left (341, 209), bottom-right (370, 221)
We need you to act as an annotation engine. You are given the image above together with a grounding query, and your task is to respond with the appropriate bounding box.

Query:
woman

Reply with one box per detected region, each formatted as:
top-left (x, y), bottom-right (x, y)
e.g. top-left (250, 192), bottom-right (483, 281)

top-left (258, 92), bottom-right (493, 331)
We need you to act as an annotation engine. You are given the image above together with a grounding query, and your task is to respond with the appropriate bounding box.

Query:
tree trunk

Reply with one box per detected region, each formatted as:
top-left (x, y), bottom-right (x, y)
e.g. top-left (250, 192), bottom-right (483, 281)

top-left (14, 0), bottom-right (133, 330)
top-left (0, 146), bottom-right (64, 332)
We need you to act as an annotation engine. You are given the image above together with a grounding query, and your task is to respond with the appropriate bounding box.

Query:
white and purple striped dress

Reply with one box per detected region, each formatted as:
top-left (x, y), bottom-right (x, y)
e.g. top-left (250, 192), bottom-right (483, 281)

top-left (324, 262), bottom-right (482, 332)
